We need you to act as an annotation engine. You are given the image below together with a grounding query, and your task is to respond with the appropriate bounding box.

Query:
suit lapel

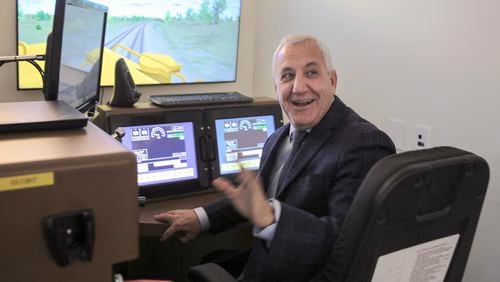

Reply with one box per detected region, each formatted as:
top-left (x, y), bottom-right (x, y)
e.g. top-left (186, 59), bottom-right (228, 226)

top-left (276, 96), bottom-right (348, 197)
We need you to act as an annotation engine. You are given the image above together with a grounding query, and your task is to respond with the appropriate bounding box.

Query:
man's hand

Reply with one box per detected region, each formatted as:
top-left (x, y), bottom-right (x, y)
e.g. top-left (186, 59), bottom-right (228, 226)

top-left (212, 169), bottom-right (274, 229)
top-left (153, 209), bottom-right (201, 243)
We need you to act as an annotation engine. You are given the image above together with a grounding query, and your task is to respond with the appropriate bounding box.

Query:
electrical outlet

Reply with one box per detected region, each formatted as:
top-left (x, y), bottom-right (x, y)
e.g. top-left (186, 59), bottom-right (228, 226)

top-left (387, 118), bottom-right (406, 152)
top-left (415, 125), bottom-right (432, 149)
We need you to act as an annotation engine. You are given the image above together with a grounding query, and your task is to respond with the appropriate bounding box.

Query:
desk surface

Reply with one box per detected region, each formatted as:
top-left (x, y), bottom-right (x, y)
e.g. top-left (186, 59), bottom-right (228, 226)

top-left (132, 190), bottom-right (253, 282)
top-left (139, 190), bottom-right (223, 237)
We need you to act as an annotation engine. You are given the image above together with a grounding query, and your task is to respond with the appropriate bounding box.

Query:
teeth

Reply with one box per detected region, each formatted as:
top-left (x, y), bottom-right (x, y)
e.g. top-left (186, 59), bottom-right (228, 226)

top-left (292, 99), bottom-right (313, 106)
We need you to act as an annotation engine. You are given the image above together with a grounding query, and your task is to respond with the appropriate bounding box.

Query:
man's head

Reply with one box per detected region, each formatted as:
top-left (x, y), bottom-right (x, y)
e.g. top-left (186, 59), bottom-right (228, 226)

top-left (272, 35), bottom-right (337, 130)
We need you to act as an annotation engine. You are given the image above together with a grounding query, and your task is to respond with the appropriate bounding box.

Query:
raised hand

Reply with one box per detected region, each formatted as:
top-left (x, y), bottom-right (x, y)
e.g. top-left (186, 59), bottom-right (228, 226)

top-left (212, 169), bottom-right (274, 229)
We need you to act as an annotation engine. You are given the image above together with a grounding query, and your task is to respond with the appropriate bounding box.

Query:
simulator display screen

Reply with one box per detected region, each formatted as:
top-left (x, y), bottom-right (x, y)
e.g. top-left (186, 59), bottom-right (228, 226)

top-left (120, 122), bottom-right (198, 186)
top-left (17, 0), bottom-right (242, 88)
top-left (215, 115), bottom-right (276, 175)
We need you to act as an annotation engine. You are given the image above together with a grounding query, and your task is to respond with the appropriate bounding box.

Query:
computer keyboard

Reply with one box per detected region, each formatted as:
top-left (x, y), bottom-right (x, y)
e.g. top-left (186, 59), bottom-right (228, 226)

top-left (149, 91), bottom-right (254, 107)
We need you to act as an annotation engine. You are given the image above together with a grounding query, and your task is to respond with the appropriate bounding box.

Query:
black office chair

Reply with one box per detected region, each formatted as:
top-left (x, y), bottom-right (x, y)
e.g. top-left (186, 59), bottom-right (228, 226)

top-left (188, 146), bottom-right (490, 282)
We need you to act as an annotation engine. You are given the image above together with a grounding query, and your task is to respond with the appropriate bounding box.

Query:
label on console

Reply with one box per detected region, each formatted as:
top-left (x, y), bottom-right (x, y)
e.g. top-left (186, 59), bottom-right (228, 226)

top-left (0, 172), bottom-right (54, 192)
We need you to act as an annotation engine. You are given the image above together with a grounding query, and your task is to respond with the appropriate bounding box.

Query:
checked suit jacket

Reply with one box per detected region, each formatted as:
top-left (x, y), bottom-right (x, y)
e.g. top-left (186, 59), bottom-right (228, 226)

top-left (203, 96), bottom-right (396, 282)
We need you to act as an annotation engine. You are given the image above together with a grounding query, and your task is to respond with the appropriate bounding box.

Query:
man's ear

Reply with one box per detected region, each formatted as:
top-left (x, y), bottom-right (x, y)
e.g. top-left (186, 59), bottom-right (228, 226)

top-left (330, 70), bottom-right (338, 89)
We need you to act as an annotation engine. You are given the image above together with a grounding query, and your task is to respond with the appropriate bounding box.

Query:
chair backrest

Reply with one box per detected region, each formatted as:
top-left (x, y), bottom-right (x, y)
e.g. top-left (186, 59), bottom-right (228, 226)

top-left (317, 146), bottom-right (489, 282)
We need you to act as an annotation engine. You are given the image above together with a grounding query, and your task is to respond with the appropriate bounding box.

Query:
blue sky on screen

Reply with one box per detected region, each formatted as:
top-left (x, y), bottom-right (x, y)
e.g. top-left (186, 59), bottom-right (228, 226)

top-left (19, 0), bottom-right (241, 19)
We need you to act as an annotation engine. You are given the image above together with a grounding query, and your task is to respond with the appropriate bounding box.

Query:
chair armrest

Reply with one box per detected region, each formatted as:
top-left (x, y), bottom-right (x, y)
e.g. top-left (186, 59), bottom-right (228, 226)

top-left (188, 263), bottom-right (237, 282)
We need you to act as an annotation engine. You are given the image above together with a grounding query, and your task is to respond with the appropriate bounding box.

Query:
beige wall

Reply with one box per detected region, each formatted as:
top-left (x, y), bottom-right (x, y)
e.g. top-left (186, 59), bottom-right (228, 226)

top-left (0, 0), bottom-right (257, 103)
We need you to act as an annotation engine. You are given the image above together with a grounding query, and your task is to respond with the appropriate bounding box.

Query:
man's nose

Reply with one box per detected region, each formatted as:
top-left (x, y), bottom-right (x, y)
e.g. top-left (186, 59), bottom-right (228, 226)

top-left (292, 75), bottom-right (308, 94)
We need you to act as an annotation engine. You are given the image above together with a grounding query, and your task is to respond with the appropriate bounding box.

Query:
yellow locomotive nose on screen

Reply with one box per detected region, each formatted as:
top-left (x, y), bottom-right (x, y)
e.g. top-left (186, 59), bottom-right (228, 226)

top-left (16, 41), bottom-right (187, 89)
top-left (108, 44), bottom-right (186, 84)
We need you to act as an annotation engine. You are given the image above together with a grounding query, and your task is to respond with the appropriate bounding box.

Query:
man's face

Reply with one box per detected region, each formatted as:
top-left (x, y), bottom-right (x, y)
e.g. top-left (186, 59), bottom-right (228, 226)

top-left (274, 41), bottom-right (337, 130)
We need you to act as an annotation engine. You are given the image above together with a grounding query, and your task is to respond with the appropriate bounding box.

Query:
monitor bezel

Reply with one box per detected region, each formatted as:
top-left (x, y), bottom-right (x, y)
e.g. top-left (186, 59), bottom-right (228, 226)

top-left (42, 0), bottom-right (108, 113)
top-left (204, 104), bottom-right (284, 182)
top-left (107, 109), bottom-right (209, 200)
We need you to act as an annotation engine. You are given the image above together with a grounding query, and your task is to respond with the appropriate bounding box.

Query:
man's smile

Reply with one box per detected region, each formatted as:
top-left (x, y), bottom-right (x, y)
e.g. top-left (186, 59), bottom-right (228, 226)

top-left (291, 98), bottom-right (315, 107)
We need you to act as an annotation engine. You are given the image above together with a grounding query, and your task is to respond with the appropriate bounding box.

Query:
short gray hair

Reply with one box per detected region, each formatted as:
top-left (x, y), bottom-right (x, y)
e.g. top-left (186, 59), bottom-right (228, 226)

top-left (272, 34), bottom-right (335, 78)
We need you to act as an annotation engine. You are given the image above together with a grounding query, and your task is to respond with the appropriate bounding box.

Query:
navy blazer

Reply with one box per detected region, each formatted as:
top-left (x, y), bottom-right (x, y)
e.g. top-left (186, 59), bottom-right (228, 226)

top-left (204, 97), bottom-right (396, 281)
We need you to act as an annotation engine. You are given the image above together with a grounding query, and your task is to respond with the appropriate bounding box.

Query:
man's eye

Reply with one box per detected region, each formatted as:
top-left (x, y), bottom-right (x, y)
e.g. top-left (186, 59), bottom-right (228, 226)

top-left (306, 70), bottom-right (319, 77)
top-left (281, 72), bottom-right (294, 81)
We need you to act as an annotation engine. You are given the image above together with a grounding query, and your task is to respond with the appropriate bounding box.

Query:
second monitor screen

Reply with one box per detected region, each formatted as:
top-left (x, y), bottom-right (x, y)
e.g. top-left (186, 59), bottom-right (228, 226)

top-left (215, 115), bottom-right (276, 175)
top-left (120, 121), bottom-right (198, 187)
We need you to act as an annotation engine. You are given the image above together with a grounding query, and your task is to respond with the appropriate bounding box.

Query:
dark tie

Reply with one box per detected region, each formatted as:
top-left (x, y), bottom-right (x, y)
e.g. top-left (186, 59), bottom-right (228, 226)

top-left (276, 130), bottom-right (307, 193)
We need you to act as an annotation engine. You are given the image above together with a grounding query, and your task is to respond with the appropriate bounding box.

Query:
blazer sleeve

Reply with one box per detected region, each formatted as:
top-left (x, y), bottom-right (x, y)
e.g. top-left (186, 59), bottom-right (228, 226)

top-left (203, 197), bottom-right (247, 234)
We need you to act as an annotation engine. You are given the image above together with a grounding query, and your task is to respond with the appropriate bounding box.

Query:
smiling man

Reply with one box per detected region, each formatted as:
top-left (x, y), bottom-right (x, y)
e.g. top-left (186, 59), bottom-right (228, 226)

top-left (273, 35), bottom-right (337, 131)
top-left (154, 35), bottom-right (396, 281)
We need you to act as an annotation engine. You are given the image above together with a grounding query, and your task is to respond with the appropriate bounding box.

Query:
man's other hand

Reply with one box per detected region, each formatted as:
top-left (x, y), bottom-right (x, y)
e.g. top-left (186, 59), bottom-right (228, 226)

top-left (153, 209), bottom-right (202, 243)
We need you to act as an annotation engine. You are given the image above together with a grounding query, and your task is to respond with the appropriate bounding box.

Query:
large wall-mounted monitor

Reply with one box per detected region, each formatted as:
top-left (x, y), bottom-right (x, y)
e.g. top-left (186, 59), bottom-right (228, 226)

top-left (17, 0), bottom-right (242, 89)
top-left (205, 104), bottom-right (284, 182)
top-left (43, 0), bottom-right (107, 113)
top-left (107, 110), bottom-right (208, 199)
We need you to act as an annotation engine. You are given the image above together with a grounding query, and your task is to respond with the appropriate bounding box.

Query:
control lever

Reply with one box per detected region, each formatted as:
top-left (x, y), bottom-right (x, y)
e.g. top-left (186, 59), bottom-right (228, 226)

top-left (111, 127), bottom-right (125, 142)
